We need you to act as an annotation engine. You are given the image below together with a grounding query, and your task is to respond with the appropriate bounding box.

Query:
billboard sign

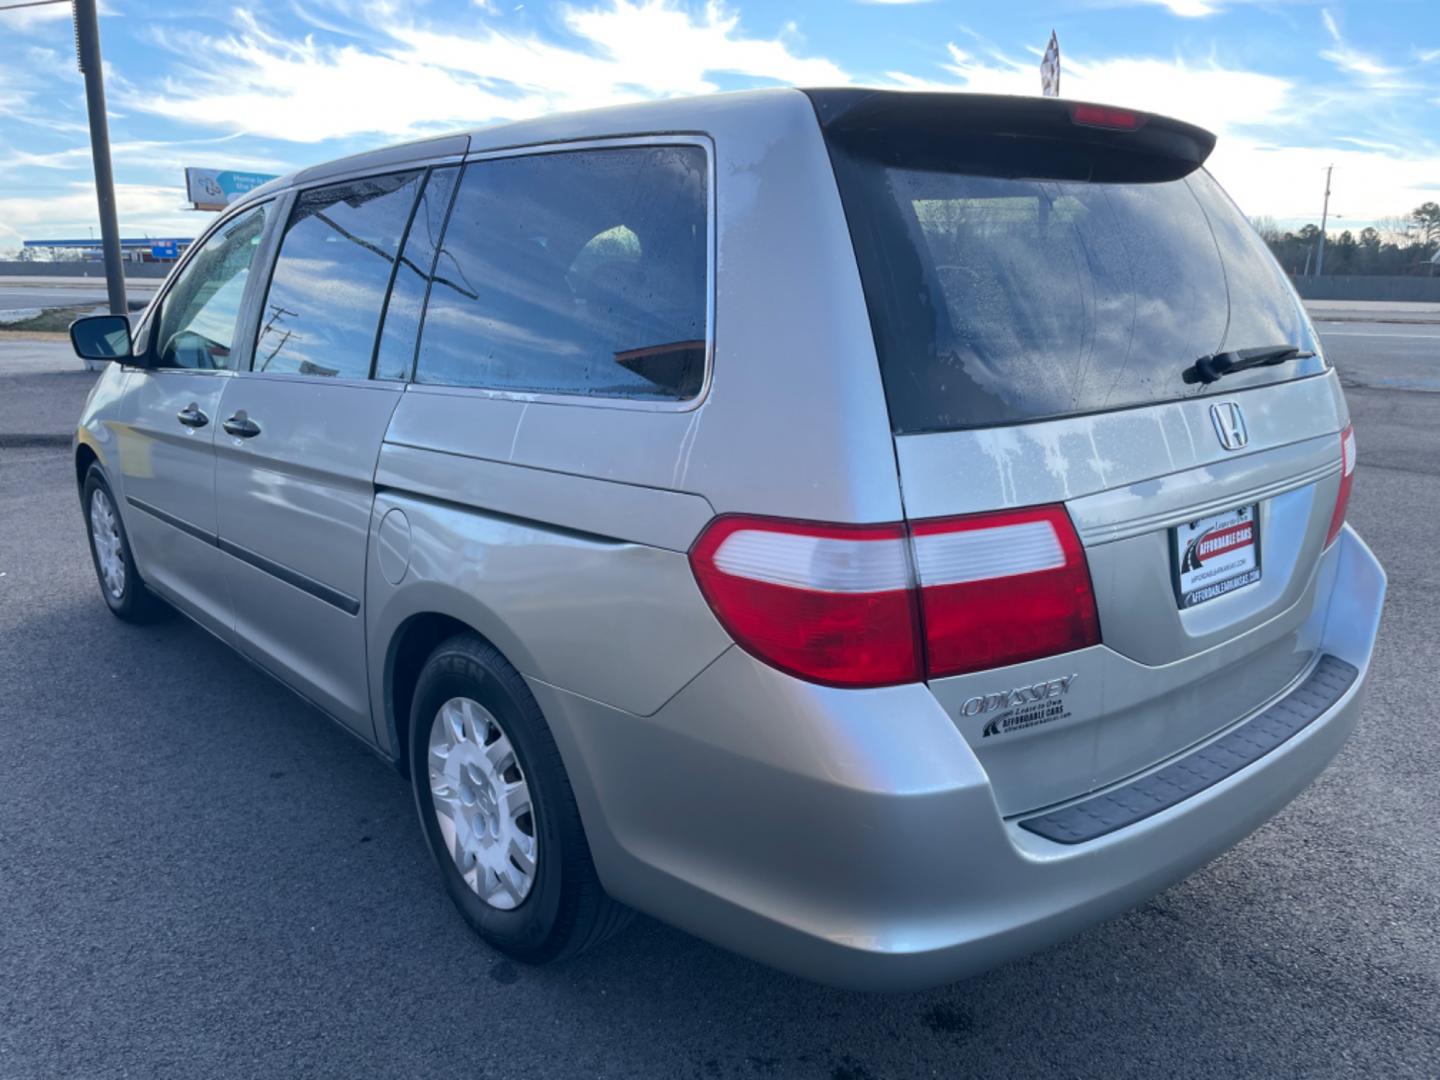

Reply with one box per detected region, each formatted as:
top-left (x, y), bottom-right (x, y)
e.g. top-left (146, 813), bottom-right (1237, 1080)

top-left (150, 240), bottom-right (179, 260)
top-left (1041, 31), bottom-right (1061, 97)
top-left (184, 168), bottom-right (279, 211)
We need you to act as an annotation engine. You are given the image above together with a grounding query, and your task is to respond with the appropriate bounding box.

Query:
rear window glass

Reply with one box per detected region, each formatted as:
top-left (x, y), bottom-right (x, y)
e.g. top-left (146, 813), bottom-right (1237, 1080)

top-left (414, 145), bottom-right (709, 401)
top-left (829, 154), bottom-right (1322, 433)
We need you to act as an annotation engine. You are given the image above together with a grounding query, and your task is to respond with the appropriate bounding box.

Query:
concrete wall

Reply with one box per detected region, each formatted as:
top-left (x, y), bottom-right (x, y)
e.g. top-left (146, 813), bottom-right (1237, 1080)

top-left (1291, 275), bottom-right (1440, 302)
top-left (0, 261), bottom-right (171, 280)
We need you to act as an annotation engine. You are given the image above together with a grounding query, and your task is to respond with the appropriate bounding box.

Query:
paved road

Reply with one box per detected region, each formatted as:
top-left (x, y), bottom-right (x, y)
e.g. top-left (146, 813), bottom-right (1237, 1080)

top-left (1305, 299), bottom-right (1440, 324)
top-left (0, 281), bottom-right (160, 314)
top-left (1315, 320), bottom-right (1440, 393)
top-left (0, 327), bottom-right (1436, 1079)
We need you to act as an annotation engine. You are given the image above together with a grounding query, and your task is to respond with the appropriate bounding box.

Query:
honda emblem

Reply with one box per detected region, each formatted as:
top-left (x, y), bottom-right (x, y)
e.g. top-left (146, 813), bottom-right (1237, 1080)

top-left (1210, 401), bottom-right (1248, 451)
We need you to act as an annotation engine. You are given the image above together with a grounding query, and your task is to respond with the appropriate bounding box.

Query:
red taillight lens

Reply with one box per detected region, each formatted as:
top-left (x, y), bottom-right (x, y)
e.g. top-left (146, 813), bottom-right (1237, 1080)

top-left (912, 506), bottom-right (1101, 678)
top-left (688, 516), bottom-right (922, 688)
top-left (1325, 424), bottom-right (1356, 548)
top-left (1069, 103), bottom-right (1145, 131)
top-left (689, 505), bottom-right (1101, 688)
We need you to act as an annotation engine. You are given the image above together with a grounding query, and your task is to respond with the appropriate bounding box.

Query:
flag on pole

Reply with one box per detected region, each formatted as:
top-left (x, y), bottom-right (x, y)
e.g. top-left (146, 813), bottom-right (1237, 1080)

top-left (1041, 31), bottom-right (1061, 97)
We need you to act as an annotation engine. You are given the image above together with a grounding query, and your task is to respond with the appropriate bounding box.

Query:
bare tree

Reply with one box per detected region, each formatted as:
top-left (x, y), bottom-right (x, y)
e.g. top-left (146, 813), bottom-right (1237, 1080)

top-left (1374, 216), bottom-right (1416, 247)
top-left (1251, 214), bottom-right (1282, 243)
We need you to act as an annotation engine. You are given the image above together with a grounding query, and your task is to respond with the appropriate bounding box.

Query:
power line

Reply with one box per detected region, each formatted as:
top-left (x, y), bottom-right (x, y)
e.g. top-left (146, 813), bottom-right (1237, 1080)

top-left (0, 0), bottom-right (70, 11)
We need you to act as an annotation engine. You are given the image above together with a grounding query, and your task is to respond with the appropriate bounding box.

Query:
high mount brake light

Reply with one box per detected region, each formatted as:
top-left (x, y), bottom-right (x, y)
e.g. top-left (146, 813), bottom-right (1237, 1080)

top-left (1325, 424), bottom-right (1356, 548)
top-left (688, 506), bottom-right (1101, 688)
top-left (1069, 103), bottom-right (1146, 131)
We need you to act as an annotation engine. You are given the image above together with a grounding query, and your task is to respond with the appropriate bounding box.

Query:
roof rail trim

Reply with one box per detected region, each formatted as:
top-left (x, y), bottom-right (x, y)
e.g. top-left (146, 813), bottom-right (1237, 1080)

top-left (290, 133), bottom-right (472, 187)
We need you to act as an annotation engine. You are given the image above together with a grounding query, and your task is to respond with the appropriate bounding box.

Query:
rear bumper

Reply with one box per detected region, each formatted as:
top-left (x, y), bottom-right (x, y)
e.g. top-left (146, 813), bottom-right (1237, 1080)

top-left (532, 525), bottom-right (1385, 990)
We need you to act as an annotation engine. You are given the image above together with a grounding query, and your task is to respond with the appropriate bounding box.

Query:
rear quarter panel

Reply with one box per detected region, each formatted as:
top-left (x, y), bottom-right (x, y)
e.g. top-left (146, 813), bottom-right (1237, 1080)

top-left (364, 442), bottom-right (732, 759)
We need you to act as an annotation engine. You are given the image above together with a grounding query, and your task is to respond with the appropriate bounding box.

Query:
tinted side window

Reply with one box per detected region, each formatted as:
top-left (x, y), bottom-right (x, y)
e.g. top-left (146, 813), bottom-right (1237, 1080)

top-left (374, 166), bottom-right (459, 381)
top-left (255, 171), bottom-right (422, 379)
top-left (415, 145), bottom-right (708, 401)
top-left (153, 204), bottom-right (267, 370)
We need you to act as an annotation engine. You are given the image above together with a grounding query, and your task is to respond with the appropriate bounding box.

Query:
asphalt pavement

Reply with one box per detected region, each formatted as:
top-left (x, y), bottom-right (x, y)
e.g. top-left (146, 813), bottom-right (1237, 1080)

top-left (0, 278), bottom-right (159, 315)
top-left (0, 323), bottom-right (1436, 1079)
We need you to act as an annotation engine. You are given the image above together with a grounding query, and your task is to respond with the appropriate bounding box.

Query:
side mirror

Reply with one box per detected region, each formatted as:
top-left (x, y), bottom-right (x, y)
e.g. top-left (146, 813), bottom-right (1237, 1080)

top-left (70, 314), bottom-right (133, 362)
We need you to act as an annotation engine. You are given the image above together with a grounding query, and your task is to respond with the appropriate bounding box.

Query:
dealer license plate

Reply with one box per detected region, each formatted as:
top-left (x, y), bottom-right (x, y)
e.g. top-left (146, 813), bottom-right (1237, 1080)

top-left (1173, 504), bottom-right (1261, 608)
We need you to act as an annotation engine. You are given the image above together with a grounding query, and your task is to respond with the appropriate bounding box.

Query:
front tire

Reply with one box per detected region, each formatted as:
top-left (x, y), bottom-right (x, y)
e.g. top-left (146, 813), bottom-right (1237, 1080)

top-left (82, 465), bottom-right (169, 624)
top-left (409, 633), bottom-right (632, 963)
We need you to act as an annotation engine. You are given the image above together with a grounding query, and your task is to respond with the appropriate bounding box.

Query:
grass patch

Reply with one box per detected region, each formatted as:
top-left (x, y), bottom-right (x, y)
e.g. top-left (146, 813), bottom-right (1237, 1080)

top-left (0, 304), bottom-right (94, 334)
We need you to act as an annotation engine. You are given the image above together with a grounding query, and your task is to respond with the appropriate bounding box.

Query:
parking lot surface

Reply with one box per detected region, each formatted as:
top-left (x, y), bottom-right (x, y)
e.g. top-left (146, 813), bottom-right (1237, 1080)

top-left (1, 325), bottom-right (1436, 1079)
top-left (0, 279), bottom-right (160, 315)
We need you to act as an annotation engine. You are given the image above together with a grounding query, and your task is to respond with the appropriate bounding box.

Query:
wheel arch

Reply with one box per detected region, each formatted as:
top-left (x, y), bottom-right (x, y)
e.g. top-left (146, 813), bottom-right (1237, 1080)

top-left (383, 610), bottom-right (475, 779)
top-left (75, 441), bottom-right (101, 495)
top-left (382, 598), bottom-right (557, 783)
top-left (373, 592), bottom-right (621, 905)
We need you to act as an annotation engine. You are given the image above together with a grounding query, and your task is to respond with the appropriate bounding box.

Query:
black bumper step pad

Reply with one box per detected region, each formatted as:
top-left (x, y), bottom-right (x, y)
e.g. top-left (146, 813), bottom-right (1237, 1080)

top-left (1019, 654), bottom-right (1359, 845)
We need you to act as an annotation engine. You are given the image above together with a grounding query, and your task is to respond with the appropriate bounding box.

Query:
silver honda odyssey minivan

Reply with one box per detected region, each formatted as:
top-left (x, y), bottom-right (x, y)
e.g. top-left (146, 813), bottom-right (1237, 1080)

top-left (70, 89), bottom-right (1385, 990)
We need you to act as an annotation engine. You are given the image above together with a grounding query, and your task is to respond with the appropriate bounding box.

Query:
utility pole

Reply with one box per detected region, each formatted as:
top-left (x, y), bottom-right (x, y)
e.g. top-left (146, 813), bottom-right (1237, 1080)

top-left (1315, 164), bottom-right (1333, 278)
top-left (72, 0), bottom-right (127, 315)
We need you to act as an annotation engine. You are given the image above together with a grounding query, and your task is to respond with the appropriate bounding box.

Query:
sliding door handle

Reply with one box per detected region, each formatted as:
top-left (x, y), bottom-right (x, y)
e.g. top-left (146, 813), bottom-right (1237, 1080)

top-left (222, 412), bottom-right (261, 439)
top-left (176, 404), bottom-right (209, 428)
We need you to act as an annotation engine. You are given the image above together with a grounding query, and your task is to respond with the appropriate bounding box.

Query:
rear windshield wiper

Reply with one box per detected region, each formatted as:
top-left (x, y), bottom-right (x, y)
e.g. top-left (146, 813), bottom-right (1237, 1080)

top-left (1182, 345), bottom-right (1316, 385)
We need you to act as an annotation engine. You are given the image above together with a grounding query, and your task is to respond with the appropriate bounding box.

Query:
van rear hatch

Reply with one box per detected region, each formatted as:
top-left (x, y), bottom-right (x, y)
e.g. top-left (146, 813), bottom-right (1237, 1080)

top-left (811, 90), bottom-right (1349, 817)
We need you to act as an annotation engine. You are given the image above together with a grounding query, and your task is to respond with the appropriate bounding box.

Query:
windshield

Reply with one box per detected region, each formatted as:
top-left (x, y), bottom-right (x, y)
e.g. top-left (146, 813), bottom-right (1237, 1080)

top-left (829, 154), bottom-right (1323, 434)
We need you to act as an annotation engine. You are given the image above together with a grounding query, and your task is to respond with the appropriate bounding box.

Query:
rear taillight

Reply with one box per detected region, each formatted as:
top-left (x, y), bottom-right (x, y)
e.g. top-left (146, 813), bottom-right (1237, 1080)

top-left (688, 506), bottom-right (1100, 688)
top-left (1325, 424), bottom-right (1356, 548)
top-left (688, 517), bottom-right (921, 688)
top-left (912, 507), bottom-right (1101, 678)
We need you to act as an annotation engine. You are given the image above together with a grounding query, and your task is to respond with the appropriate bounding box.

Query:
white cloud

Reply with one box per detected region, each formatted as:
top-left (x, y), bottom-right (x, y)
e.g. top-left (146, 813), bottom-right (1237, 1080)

top-left (935, 45), bottom-right (1293, 135)
top-left (1318, 7), bottom-right (1412, 91)
top-left (1142, 0), bottom-right (1226, 16)
top-left (9, 0), bottom-right (1437, 239)
top-left (564, 0), bottom-right (847, 88)
top-left (1093, 0), bottom-right (1325, 17)
top-left (0, 135), bottom-right (291, 177)
top-left (0, 1), bottom-right (73, 33)
top-left (897, 37), bottom-right (1440, 225)
top-left (121, 1), bottom-right (847, 143)
top-left (0, 182), bottom-right (201, 242)
top-left (0, 55), bottom-right (50, 116)
top-left (0, 0), bottom-right (120, 35)
top-left (1211, 138), bottom-right (1440, 225)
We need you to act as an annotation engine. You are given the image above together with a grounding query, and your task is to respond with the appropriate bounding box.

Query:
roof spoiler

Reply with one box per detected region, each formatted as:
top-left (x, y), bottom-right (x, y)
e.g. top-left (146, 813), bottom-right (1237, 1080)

top-left (805, 89), bottom-right (1216, 183)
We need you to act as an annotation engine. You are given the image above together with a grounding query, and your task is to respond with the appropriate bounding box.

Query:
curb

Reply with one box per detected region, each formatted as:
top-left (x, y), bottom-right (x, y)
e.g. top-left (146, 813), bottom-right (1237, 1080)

top-left (0, 434), bottom-right (72, 448)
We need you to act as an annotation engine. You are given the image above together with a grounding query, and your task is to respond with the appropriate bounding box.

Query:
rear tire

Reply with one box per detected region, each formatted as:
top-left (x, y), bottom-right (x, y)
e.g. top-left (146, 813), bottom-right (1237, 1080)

top-left (409, 632), bottom-right (632, 963)
top-left (82, 465), bottom-right (170, 624)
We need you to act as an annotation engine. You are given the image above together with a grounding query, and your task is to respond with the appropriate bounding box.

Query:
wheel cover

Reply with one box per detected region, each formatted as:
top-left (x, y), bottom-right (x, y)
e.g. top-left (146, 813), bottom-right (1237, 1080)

top-left (89, 488), bottom-right (126, 600)
top-left (427, 696), bottom-right (538, 910)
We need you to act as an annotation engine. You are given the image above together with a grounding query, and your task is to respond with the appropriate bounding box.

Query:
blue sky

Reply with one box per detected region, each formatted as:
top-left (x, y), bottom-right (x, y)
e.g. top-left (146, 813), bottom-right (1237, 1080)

top-left (1, 0), bottom-right (1437, 248)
